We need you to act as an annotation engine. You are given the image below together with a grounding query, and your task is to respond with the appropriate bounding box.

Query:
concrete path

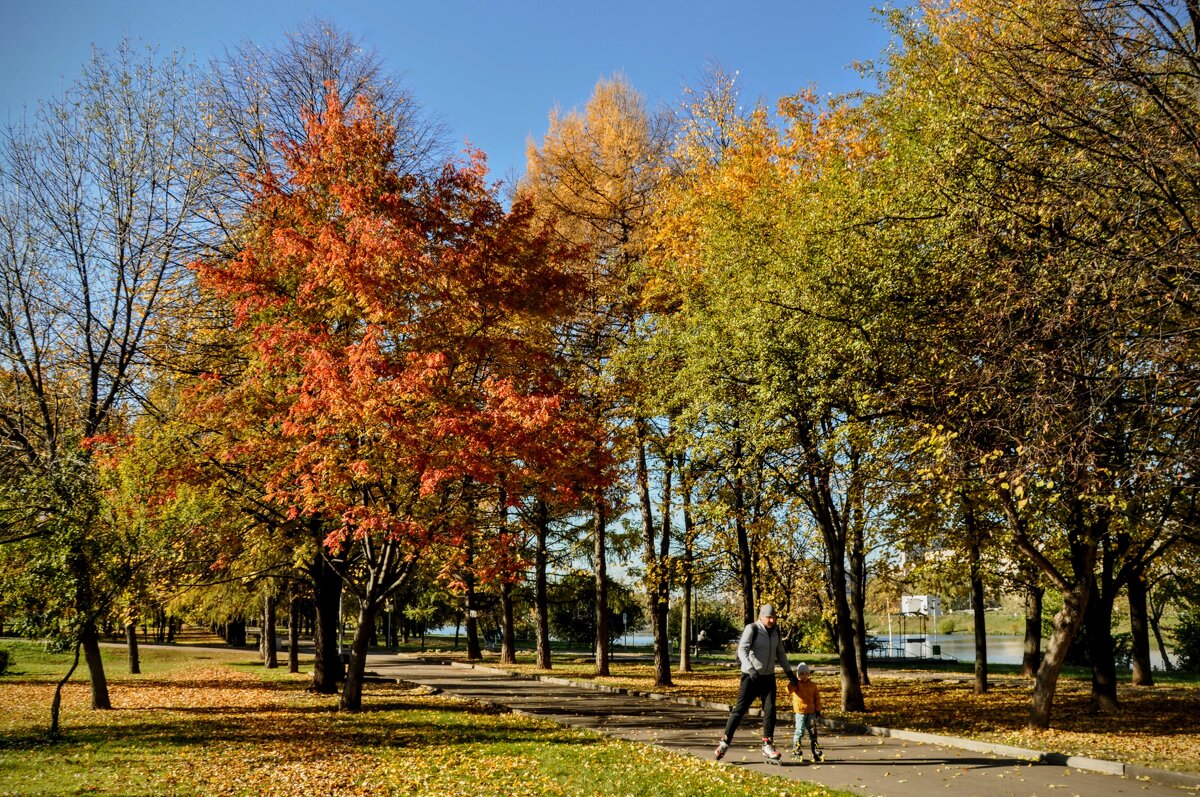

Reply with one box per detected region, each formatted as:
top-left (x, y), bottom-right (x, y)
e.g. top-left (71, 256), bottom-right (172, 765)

top-left (364, 652), bottom-right (1199, 797)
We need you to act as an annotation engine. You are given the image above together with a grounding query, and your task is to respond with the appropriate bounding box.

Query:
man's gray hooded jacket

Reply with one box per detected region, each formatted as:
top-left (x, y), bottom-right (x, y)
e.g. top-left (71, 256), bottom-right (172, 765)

top-left (736, 620), bottom-right (797, 680)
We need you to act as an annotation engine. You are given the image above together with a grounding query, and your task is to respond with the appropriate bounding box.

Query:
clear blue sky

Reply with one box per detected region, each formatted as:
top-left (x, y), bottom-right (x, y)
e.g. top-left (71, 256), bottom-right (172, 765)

top-left (1, 0), bottom-right (900, 182)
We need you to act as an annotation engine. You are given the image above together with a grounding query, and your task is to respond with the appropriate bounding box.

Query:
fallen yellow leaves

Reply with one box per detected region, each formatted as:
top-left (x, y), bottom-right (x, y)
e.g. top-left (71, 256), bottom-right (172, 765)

top-left (501, 661), bottom-right (1200, 775)
top-left (0, 661), bottom-right (848, 797)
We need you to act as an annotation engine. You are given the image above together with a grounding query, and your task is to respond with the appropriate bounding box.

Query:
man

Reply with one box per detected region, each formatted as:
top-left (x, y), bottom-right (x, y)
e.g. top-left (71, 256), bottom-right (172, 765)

top-left (714, 604), bottom-right (799, 763)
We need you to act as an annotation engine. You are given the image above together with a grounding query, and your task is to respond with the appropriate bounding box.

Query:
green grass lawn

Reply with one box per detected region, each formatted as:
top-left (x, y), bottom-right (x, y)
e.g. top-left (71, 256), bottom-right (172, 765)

top-left (0, 640), bottom-right (853, 797)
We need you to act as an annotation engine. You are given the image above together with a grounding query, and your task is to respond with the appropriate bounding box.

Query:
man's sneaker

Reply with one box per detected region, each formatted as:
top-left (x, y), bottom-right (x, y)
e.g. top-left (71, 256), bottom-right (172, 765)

top-left (714, 740), bottom-right (729, 760)
top-left (762, 741), bottom-right (782, 762)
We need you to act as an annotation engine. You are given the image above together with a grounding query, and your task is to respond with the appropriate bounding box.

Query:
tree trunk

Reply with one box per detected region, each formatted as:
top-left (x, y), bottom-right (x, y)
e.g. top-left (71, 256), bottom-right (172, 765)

top-left (49, 642), bottom-right (83, 738)
top-left (1085, 581), bottom-right (1120, 713)
top-left (969, 535), bottom-right (988, 694)
top-left (733, 436), bottom-right (754, 625)
top-left (288, 596), bottom-right (301, 674)
top-left (1021, 577), bottom-right (1043, 678)
top-left (679, 452), bottom-right (695, 674)
top-left (679, 554), bottom-right (693, 674)
top-left (593, 502), bottom-right (610, 676)
top-left (848, 524), bottom-right (870, 687)
top-left (80, 623), bottom-right (111, 710)
top-left (534, 499), bottom-right (552, 670)
top-left (340, 600), bottom-right (378, 712)
top-left (635, 430), bottom-right (672, 688)
top-left (829, 550), bottom-right (866, 711)
top-left (500, 579), bottom-right (516, 665)
top-left (311, 550), bottom-right (343, 693)
top-left (1127, 570), bottom-right (1154, 686)
top-left (803, 439), bottom-right (864, 712)
top-left (262, 592), bottom-right (278, 669)
top-left (464, 578), bottom-right (482, 661)
top-left (125, 621), bottom-right (140, 675)
top-left (1149, 587), bottom-right (1174, 672)
top-left (1030, 581), bottom-right (1088, 729)
top-left (226, 619), bottom-right (246, 647)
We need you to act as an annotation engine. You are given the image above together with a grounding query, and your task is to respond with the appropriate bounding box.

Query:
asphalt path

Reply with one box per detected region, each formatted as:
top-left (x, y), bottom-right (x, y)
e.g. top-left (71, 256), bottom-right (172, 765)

top-left (364, 652), bottom-right (1200, 797)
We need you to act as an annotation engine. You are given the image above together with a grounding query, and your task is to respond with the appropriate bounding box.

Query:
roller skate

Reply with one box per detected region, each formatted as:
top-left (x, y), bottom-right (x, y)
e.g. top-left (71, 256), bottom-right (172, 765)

top-left (762, 739), bottom-right (782, 764)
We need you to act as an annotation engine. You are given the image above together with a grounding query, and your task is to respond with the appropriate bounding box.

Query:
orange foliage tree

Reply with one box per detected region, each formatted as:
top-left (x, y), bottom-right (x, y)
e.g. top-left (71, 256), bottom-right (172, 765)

top-left (190, 87), bottom-right (593, 711)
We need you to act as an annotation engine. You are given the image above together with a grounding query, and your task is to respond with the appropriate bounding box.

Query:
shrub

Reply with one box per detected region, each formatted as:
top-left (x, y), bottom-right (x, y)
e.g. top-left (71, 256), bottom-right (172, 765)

top-left (1173, 607), bottom-right (1200, 674)
top-left (668, 599), bottom-right (741, 652)
top-left (787, 616), bottom-right (836, 654)
top-left (547, 571), bottom-right (644, 647)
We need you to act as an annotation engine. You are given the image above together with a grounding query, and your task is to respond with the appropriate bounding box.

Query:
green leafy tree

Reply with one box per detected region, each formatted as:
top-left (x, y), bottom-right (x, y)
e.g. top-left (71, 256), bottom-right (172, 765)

top-left (855, 0), bottom-right (1200, 727)
top-left (548, 571), bottom-right (644, 647)
top-left (0, 39), bottom-right (213, 731)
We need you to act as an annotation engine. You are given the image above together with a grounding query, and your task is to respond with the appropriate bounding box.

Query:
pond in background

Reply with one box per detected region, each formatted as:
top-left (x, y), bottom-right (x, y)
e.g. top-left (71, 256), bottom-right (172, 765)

top-left (892, 632), bottom-right (1174, 670)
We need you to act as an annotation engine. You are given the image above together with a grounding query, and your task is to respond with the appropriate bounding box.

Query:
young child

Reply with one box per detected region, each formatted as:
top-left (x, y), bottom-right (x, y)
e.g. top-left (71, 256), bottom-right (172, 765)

top-left (787, 662), bottom-right (823, 762)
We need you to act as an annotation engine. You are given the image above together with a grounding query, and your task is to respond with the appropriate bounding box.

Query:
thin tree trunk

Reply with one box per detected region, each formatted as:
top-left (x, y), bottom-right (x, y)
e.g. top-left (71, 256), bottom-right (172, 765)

top-left (125, 621), bottom-right (140, 675)
top-left (1021, 577), bottom-right (1043, 678)
top-left (1149, 587), bottom-right (1174, 672)
top-left (828, 547), bottom-right (866, 711)
top-left (49, 642), bottom-right (83, 738)
top-left (464, 576), bottom-right (482, 661)
top-left (733, 436), bottom-right (754, 625)
top-left (1085, 582), bottom-right (1120, 713)
top-left (263, 592), bottom-right (278, 669)
top-left (534, 499), bottom-right (552, 670)
top-left (636, 429), bottom-right (672, 688)
top-left (679, 450), bottom-right (694, 674)
top-left (340, 600), bottom-right (378, 712)
top-left (1127, 570), bottom-right (1154, 686)
top-left (500, 579), bottom-right (516, 665)
top-left (962, 494), bottom-right (988, 694)
top-left (594, 502), bottom-right (610, 676)
top-left (848, 523), bottom-right (870, 687)
top-left (969, 542), bottom-right (989, 694)
top-left (803, 436), bottom-right (864, 712)
top-left (288, 595), bottom-right (301, 674)
top-left (679, 561), bottom-right (693, 673)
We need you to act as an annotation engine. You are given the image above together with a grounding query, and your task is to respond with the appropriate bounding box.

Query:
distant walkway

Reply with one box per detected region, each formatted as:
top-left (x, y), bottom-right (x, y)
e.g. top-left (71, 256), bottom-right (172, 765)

top-left (364, 652), bottom-right (1199, 797)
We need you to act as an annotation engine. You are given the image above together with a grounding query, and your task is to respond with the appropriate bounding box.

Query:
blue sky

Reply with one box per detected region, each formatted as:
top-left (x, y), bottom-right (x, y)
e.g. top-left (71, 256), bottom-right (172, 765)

top-left (1, 1), bottom-right (900, 182)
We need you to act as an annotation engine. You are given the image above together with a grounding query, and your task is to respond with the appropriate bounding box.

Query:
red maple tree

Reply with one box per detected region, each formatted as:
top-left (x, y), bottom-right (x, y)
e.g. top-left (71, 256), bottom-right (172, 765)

top-left (190, 87), bottom-right (597, 710)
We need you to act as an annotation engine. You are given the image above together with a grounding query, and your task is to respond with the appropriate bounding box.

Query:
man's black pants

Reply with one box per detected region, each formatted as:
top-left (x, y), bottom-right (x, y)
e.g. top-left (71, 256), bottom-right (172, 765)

top-left (721, 671), bottom-right (777, 741)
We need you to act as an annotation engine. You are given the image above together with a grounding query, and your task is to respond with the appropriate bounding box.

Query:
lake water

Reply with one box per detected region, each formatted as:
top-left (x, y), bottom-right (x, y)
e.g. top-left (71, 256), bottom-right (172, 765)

top-left (887, 633), bottom-right (1174, 670)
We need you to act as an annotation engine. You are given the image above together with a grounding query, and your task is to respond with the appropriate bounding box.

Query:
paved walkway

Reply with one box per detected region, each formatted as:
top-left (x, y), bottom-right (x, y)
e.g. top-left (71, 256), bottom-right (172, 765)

top-left (364, 652), bottom-right (1199, 797)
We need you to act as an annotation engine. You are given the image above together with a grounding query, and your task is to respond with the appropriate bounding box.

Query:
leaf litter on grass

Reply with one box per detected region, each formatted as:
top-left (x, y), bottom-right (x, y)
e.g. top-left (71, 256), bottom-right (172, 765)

top-left (0, 662), bottom-right (849, 797)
